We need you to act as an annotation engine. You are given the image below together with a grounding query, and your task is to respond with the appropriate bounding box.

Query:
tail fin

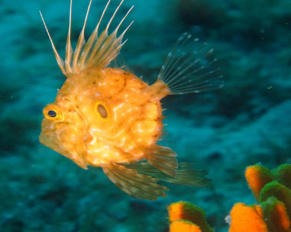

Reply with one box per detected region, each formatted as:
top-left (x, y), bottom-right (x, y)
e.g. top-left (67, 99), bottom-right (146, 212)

top-left (158, 33), bottom-right (223, 95)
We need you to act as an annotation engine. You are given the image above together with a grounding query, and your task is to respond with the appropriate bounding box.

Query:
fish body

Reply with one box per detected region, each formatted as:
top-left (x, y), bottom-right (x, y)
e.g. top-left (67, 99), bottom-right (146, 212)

top-left (39, 0), bottom-right (223, 200)
top-left (41, 67), bottom-right (168, 168)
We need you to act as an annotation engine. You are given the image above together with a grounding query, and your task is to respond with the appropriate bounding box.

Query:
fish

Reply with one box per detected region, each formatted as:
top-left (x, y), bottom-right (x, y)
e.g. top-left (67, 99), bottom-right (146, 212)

top-left (39, 0), bottom-right (223, 200)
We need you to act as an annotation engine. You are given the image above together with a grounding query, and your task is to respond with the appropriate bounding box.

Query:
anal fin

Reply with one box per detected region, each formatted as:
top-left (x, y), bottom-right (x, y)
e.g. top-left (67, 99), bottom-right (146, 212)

top-left (145, 145), bottom-right (178, 177)
top-left (125, 162), bottom-right (211, 187)
top-left (102, 163), bottom-right (168, 200)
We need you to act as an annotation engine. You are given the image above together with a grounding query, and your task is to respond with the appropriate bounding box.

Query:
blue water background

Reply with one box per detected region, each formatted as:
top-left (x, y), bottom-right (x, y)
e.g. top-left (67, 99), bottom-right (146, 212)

top-left (1, 0), bottom-right (291, 231)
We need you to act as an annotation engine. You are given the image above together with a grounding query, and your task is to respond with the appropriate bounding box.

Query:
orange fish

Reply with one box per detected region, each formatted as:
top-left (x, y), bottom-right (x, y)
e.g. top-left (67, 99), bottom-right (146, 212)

top-left (39, 0), bottom-right (223, 200)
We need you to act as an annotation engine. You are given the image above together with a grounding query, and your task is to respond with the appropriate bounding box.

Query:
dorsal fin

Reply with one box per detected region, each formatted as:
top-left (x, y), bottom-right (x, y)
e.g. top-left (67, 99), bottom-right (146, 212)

top-left (39, 0), bottom-right (133, 77)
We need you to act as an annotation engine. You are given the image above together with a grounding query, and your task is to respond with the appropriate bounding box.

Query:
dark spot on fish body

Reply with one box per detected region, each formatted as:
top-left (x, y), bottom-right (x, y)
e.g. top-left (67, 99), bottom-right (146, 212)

top-left (123, 71), bottom-right (130, 76)
top-left (107, 76), bottom-right (127, 96)
top-left (97, 104), bottom-right (108, 118)
top-left (155, 117), bottom-right (161, 121)
top-left (120, 80), bottom-right (127, 93)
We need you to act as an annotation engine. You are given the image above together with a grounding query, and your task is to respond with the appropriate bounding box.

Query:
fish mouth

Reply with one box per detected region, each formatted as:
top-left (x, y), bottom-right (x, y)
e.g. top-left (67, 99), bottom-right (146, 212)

top-left (39, 130), bottom-right (53, 146)
top-left (39, 123), bottom-right (58, 146)
top-left (39, 129), bottom-right (88, 170)
top-left (39, 128), bottom-right (56, 145)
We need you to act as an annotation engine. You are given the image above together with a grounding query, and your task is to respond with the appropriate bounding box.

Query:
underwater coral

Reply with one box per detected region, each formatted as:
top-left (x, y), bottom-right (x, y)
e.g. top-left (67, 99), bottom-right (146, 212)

top-left (167, 164), bottom-right (291, 232)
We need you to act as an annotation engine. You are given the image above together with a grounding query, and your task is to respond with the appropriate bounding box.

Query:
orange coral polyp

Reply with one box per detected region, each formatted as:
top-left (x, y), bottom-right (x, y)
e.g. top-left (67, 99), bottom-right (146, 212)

top-left (274, 201), bottom-right (290, 231)
top-left (167, 164), bottom-right (291, 232)
top-left (168, 201), bottom-right (205, 224)
top-left (168, 201), bottom-right (213, 232)
top-left (170, 220), bottom-right (201, 232)
top-left (168, 202), bottom-right (186, 222)
top-left (245, 165), bottom-right (274, 201)
top-left (229, 203), bottom-right (269, 232)
top-left (262, 197), bottom-right (291, 232)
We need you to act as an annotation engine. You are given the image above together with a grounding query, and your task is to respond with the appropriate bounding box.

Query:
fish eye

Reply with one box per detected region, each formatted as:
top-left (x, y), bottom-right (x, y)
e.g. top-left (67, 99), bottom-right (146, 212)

top-left (48, 110), bottom-right (57, 117)
top-left (43, 104), bottom-right (64, 122)
top-left (95, 102), bottom-right (108, 120)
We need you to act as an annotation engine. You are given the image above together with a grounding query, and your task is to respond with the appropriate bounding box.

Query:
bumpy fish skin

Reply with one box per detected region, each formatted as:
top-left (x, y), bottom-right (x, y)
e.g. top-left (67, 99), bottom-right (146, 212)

top-left (41, 67), bottom-right (167, 167)
top-left (39, 0), bottom-right (222, 200)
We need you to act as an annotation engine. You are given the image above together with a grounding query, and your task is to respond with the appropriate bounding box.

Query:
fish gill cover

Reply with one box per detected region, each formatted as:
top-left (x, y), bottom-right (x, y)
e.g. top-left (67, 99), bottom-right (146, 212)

top-left (0, 0), bottom-right (291, 231)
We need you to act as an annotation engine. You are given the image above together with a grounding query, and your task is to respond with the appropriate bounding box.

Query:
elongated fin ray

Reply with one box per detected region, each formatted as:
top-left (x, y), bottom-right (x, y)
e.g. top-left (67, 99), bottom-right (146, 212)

top-left (103, 163), bottom-right (168, 200)
top-left (85, 3), bottom-right (134, 69)
top-left (78, 0), bottom-right (112, 68)
top-left (86, 0), bottom-right (123, 64)
top-left (39, 11), bottom-right (66, 75)
top-left (158, 33), bottom-right (223, 95)
top-left (65, 0), bottom-right (73, 73)
top-left (40, 0), bottom-right (133, 77)
top-left (73, 0), bottom-right (92, 71)
top-left (125, 162), bottom-right (211, 187)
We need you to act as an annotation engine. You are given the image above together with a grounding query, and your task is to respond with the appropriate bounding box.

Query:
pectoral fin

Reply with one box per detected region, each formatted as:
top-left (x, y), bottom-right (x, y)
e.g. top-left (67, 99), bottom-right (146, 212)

top-left (102, 163), bottom-right (168, 200)
top-left (145, 145), bottom-right (178, 177)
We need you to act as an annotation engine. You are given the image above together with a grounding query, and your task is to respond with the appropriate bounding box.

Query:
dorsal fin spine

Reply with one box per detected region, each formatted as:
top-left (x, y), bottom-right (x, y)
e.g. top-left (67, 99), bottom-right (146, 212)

top-left (65, 0), bottom-right (73, 74)
top-left (78, 0), bottom-right (111, 69)
top-left (40, 0), bottom-right (133, 77)
top-left (39, 11), bottom-right (66, 75)
top-left (86, 2), bottom-right (134, 67)
top-left (73, 0), bottom-right (92, 72)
